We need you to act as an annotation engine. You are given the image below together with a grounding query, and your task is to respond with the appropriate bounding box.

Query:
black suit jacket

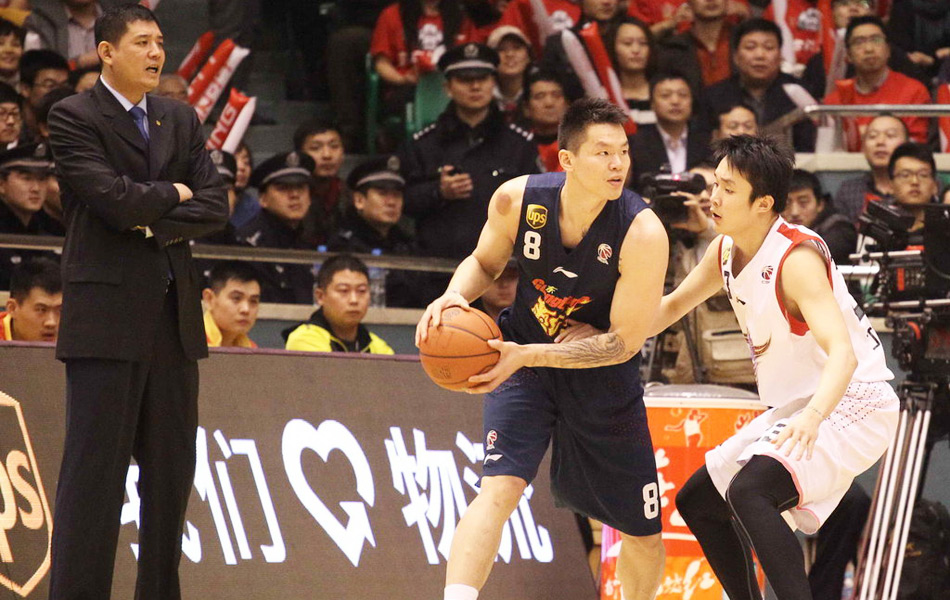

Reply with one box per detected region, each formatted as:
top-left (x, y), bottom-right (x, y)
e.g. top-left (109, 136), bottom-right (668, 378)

top-left (628, 123), bottom-right (711, 191)
top-left (48, 81), bottom-right (228, 362)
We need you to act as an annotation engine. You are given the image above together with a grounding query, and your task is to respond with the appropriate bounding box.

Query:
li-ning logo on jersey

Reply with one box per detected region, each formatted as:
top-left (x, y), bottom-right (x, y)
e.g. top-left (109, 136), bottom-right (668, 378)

top-left (486, 430), bottom-right (497, 450)
top-left (761, 265), bottom-right (774, 282)
top-left (525, 204), bottom-right (548, 229)
top-left (530, 278), bottom-right (592, 337)
top-left (553, 266), bottom-right (578, 278)
top-left (597, 244), bottom-right (612, 265)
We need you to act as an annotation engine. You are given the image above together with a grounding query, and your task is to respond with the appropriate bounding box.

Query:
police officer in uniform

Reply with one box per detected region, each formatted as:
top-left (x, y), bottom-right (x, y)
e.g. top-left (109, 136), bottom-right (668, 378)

top-left (0, 142), bottom-right (59, 289)
top-left (234, 150), bottom-right (317, 303)
top-left (399, 42), bottom-right (539, 303)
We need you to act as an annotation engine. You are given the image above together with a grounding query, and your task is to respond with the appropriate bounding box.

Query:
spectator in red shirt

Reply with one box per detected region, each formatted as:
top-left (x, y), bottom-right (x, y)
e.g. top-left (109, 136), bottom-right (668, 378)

top-left (1, 256), bottom-right (61, 342)
top-left (823, 16), bottom-right (931, 152)
top-left (487, 26), bottom-right (533, 119)
top-left (497, 0), bottom-right (581, 57)
top-left (763, 0), bottom-right (824, 74)
top-left (521, 67), bottom-right (568, 171)
top-left (628, 0), bottom-right (748, 38)
top-left (606, 16), bottom-right (656, 118)
top-left (655, 0), bottom-right (734, 98)
top-left (370, 0), bottom-right (465, 87)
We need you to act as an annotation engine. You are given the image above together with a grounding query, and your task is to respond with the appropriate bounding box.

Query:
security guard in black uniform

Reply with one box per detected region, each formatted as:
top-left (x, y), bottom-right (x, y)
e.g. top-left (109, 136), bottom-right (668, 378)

top-left (234, 150), bottom-right (317, 303)
top-left (399, 42), bottom-right (540, 303)
top-left (0, 142), bottom-right (59, 289)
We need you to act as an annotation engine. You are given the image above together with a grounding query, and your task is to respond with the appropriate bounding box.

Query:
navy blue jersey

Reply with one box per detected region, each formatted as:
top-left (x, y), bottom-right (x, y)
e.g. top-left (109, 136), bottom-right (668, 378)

top-left (505, 172), bottom-right (651, 347)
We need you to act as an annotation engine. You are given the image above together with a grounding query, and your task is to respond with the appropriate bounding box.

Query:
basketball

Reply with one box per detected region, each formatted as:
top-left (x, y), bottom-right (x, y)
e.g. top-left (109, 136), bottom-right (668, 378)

top-left (419, 306), bottom-right (503, 391)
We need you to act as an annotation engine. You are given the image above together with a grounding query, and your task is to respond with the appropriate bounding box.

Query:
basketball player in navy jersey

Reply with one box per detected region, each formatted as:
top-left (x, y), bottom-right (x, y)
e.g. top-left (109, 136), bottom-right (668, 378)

top-left (648, 135), bottom-right (897, 600)
top-left (416, 98), bottom-right (669, 600)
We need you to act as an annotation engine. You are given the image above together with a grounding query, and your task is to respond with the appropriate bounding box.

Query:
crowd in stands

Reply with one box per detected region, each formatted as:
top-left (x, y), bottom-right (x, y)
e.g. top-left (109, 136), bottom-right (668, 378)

top-left (1, 0), bottom-right (949, 365)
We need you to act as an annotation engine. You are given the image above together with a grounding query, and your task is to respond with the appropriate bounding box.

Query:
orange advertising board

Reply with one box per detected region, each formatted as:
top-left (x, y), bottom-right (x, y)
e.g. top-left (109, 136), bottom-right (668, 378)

top-left (600, 387), bottom-right (765, 600)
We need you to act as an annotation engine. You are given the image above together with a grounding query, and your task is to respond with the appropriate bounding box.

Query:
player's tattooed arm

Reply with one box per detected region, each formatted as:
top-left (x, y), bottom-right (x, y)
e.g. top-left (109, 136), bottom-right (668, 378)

top-left (528, 331), bottom-right (633, 368)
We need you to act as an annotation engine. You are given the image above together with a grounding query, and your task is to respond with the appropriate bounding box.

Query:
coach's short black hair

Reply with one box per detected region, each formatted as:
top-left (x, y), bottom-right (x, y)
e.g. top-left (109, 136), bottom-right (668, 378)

top-left (95, 4), bottom-right (161, 46)
top-left (731, 17), bottom-right (782, 51)
top-left (713, 135), bottom-right (794, 213)
top-left (292, 118), bottom-right (342, 154)
top-left (207, 261), bottom-right (261, 293)
top-left (0, 17), bottom-right (25, 45)
top-left (887, 142), bottom-right (935, 179)
top-left (316, 253), bottom-right (369, 290)
top-left (10, 256), bottom-right (61, 302)
top-left (19, 49), bottom-right (68, 87)
top-left (558, 97), bottom-right (628, 152)
top-left (844, 15), bottom-right (886, 49)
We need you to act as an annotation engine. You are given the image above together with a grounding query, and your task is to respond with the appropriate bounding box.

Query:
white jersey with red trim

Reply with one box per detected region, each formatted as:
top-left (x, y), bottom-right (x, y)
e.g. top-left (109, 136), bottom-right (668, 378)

top-left (718, 217), bottom-right (892, 408)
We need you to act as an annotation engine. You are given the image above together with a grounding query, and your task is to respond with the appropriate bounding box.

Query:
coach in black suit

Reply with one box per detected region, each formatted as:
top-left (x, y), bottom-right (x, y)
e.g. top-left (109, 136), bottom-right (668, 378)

top-left (46, 5), bottom-right (227, 599)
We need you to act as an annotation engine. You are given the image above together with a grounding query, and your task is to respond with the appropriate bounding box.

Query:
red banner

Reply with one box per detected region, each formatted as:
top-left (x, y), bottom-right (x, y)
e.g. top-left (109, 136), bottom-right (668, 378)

top-left (178, 32), bottom-right (215, 82)
top-left (205, 88), bottom-right (251, 150)
top-left (187, 39), bottom-right (236, 106)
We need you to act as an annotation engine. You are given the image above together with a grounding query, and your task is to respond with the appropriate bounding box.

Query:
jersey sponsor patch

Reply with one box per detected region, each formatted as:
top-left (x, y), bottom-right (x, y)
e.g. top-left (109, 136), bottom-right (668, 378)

top-left (597, 243), bottom-right (612, 265)
top-left (486, 429), bottom-right (497, 450)
top-left (529, 278), bottom-right (592, 337)
top-left (525, 204), bottom-right (548, 229)
top-left (761, 265), bottom-right (774, 282)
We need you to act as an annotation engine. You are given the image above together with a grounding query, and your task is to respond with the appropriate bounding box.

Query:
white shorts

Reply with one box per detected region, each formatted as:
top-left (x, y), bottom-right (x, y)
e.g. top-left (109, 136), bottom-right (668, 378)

top-left (705, 381), bottom-right (899, 534)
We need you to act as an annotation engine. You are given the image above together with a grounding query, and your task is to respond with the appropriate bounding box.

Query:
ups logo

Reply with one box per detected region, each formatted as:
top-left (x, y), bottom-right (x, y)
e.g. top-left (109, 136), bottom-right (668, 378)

top-left (525, 204), bottom-right (548, 230)
top-left (0, 391), bottom-right (53, 597)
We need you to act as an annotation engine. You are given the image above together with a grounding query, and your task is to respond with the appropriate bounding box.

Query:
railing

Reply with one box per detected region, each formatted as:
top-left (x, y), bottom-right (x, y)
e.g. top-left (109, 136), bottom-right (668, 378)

top-left (0, 234), bottom-right (459, 273)
top-left (803, 105), bottom-right (950, 118)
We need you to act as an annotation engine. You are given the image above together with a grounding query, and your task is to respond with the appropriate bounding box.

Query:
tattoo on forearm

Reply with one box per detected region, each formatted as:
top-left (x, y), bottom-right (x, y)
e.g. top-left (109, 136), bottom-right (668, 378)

top-left (540, 332), bottom-right (632, 368)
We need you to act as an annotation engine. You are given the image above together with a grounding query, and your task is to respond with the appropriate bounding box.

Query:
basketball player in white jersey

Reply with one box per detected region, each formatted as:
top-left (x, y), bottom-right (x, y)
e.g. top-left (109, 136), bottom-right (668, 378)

top-left (649, 135), bottom-right (898, 600)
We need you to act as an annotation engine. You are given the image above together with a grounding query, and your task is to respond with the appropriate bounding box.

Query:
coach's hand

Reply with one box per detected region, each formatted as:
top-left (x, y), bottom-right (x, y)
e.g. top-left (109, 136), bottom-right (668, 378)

top-left (415, 290), bottom-right (470, 346)
top-left (174, 183), bottom-right (194, 202)
top-left (771, 408), bottom-right (823, 461)
top-left (465, 339), bottom-right (526, 394)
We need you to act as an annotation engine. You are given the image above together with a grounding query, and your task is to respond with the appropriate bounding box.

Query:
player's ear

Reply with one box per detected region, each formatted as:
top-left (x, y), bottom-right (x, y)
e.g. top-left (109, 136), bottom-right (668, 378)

top-left (756, 194), bottom-right (775, 214)
top-left (558, 149), bottom-right (574, 172)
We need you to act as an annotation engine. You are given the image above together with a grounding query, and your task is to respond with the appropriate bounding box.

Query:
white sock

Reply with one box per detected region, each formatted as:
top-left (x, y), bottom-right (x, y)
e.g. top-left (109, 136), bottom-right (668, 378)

top-left (443, 583), bottom-right (479, 600)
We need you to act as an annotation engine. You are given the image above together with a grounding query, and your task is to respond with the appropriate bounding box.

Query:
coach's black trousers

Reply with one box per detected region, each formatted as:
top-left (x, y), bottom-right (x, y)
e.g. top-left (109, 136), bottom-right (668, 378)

top-left (50, 287), bottom-right (199, 600)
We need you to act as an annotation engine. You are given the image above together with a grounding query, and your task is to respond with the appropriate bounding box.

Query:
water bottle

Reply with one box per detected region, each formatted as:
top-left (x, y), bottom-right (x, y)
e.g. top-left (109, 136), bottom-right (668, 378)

top-left (313, 244), bottom-right (327, 296)
top-left (368, 248), bottom-right (387, 308)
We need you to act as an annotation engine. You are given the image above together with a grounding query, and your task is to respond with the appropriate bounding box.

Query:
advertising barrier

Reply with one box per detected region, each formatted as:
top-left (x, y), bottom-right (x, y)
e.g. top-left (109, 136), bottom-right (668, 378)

top-left (0, 345), bottom-right (596, 599)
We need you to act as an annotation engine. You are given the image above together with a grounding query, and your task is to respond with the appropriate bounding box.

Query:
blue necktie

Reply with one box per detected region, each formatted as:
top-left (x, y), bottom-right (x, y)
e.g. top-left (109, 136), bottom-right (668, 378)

top-left (129, 106), bottom-right (149, 143)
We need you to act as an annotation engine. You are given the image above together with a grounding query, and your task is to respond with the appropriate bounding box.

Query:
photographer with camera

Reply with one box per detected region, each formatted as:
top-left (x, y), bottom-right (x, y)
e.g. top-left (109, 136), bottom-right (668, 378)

top-left (629, 71), bottom-right (710, 187)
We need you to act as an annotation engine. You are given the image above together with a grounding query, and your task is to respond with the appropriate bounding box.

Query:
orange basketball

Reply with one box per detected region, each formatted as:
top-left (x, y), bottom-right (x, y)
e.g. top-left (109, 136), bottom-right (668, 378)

top-left (419, 306), bottom-right (503, 391)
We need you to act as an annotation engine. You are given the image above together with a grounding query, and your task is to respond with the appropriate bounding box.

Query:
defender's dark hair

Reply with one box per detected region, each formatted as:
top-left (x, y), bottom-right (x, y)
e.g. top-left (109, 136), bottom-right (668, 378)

top-left (293, 119), bottom-right (342, 154)
top-left (605, 16), bottom-right (657, 81)
top-left (713, 135), bottom-right (794, 213)
top-left (0, 17), bottom-right (25, 45)
top-left (648, 70), bottom-right (692, 101)
top-left (10, 256), bottom-right (61, 302)
top-left (316, 253), bottom-right (369, 289)
top-left (731, 17), bottom-right (782, 51)
top-left (844, 15), bottom-right (886, 49)
top-left (207, 261), bottom-right (261, 293)
top-left (95, 4), bottom-right (160, 46)
top-left (558, 97), bottom-right (628, 152)
top-left (789, 169), bottom-right (825, 199)
top-left (887, 141), bottom-right (936, 179)
top-left (19, 49), bottom-right (68, 87)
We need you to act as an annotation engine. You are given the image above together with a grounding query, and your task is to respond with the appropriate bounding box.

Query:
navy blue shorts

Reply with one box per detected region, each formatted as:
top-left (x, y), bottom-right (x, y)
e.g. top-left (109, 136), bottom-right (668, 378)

top-left (482, 365), bottom-right (662, 536)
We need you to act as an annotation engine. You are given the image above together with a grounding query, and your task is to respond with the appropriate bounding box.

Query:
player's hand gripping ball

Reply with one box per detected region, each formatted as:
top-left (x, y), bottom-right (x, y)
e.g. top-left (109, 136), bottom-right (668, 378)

top-left (419, 306), bottom-right (502, 391)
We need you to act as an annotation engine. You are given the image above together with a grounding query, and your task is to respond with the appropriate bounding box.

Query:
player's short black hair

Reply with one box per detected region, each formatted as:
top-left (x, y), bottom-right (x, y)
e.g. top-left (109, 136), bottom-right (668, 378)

top-left (844, 15), bottom-right (886, 49)
top-left (293, 119), bottom-right (343, 154)
top-left (316, 253), bottom-right (368, 290)
top-left (558, 97), bottom-right (628, 152)
top-left (731, 17), bottom-right (782, 51)
top-left (648, 70), bottom-right (691, 101)
top-left (95, 4), bottom-right (161, 47)
top-left (713, 135), bottom-right (794, 214)
top-left (10, 256), bottom-right (61, 302)
top-left (789, 169), bottom-right (826, 201)
top-left (207, 261), bottom-right (261, 293)
top-left (887, 141), bottom-right (935, 179)
top-left (19, 49), bottom-right (68, 87)
top-left (0, 17), bottom-right (25, 45)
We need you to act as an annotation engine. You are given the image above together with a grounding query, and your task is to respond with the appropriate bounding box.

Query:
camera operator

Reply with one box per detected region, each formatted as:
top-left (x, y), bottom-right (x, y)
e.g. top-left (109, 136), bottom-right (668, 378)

top-left (888, 142), bottom-right (943, 240)
top-left (783, 170), bottom-right (857, 265)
